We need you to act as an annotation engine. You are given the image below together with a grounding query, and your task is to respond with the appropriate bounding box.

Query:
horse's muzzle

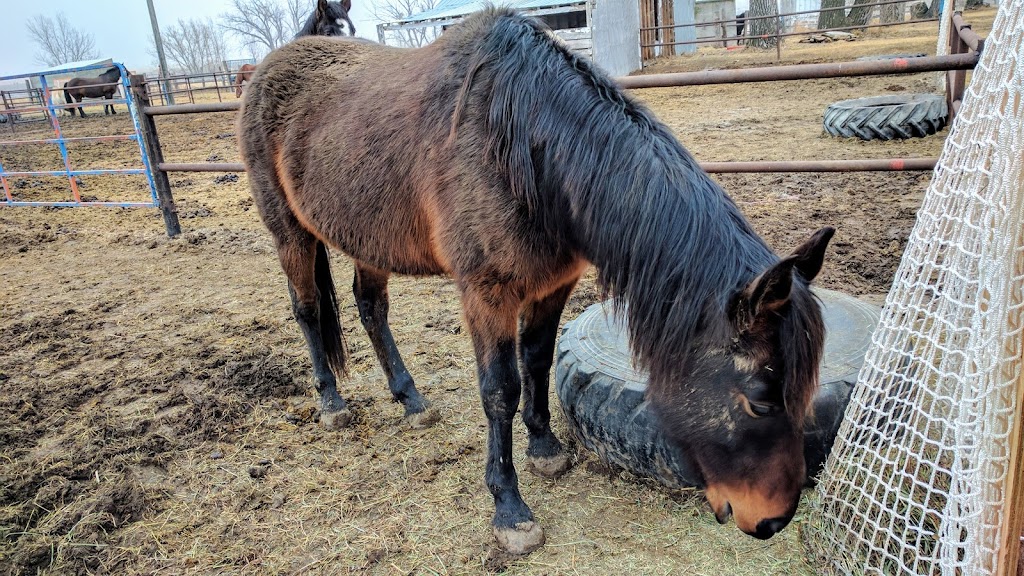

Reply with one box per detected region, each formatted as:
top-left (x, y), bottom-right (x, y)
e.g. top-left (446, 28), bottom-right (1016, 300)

top-left (747, 515), bottom-right (792, 540)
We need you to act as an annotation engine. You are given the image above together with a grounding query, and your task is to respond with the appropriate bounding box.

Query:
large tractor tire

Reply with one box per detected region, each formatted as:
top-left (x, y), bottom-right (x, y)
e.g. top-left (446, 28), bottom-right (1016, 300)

top-left (555, 288), bottom-right (880, 489)
top-left (823, 94), bottom-right (947, 141)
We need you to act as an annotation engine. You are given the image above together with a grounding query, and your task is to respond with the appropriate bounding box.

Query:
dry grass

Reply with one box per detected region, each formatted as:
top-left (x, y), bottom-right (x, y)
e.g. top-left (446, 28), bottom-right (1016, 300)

top-left (0, 7), bottom-right (998, 575)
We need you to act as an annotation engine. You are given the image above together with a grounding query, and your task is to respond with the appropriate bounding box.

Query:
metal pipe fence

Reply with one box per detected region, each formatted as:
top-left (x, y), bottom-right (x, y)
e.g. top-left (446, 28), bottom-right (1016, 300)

top-left (641, 0), bottom-right (940, 60)
top-left (143, 70), bottom-right (241, 105)
top-left (0, 62), bottom-right (168, 225)
top-left (0, 11), bottom-right (983, 237)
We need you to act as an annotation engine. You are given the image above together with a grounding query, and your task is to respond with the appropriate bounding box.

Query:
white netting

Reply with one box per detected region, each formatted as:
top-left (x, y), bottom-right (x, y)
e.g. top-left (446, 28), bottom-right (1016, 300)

top-left (936, 0), bottom-right (966, 57)
top-left (935, 0), bottom-right (967, 92)
top-left (804, 3), bottom-right (1024, 575)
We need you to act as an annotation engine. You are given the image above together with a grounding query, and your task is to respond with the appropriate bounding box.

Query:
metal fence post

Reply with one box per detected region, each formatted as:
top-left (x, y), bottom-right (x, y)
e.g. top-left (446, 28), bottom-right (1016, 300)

top-left (130, 74), bottom-right (181, 237)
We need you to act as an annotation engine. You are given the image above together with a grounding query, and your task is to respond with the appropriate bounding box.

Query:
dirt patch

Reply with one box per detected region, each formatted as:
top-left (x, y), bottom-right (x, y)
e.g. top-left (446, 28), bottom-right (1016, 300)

top-left (0, 8), bottom-right (998, 576)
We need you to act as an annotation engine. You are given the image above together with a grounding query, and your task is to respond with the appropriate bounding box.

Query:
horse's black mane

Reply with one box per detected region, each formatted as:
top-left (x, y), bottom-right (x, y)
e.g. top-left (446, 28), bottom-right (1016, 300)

top-left (452, 8), bottom-right (822, 414)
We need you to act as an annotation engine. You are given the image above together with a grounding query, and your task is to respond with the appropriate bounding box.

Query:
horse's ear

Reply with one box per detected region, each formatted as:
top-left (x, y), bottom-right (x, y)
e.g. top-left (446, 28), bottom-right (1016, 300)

top-left (788, 226), bottom-right (835, 282)
top-left (317, 0), bottom-right (329, 17)
top-left (733, 226), bottom-right (834, 331)
top-left (734, 258), bottom-right (796, 330)
top-left (341, 0), bottom-right (352, 12)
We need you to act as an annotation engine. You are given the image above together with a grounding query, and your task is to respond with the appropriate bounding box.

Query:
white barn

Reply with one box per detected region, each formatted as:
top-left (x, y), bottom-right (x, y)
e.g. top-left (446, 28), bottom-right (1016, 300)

top-left (378, 0), bottom-right (643, 77)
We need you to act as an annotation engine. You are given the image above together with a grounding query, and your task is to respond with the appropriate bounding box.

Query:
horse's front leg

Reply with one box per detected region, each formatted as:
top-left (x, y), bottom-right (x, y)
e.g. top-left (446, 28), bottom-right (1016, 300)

top-left (353, 262), bottom-right (437, 427)
top-left (106, 94), bottom-right (116, 115)
top-left (520, 280), bottom-right (576, 478)
top-left (461, 283), bottom-right (545, 555)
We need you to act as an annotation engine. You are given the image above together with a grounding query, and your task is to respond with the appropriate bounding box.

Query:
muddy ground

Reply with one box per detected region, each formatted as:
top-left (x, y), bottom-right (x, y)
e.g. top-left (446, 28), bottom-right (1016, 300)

top-left (0, 8), bottom-right (999, 576)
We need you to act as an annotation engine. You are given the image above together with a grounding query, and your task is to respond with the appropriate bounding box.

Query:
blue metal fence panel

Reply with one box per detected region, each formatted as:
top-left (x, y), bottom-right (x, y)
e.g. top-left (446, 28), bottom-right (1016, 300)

top-left (0, 61), bottom-right (159, 209)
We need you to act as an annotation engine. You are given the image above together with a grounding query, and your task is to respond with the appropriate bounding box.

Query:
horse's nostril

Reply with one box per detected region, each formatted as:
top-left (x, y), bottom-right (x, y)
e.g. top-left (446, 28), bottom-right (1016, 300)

top-left (714, 502), bottom-right (732, 525)
top-left (751, 516), bottom-right (791, 540)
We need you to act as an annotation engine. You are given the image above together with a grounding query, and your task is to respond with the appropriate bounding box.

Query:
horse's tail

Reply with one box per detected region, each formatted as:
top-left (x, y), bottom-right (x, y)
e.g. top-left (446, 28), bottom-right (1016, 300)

top-left (315, 241), bottom-right (347, 376)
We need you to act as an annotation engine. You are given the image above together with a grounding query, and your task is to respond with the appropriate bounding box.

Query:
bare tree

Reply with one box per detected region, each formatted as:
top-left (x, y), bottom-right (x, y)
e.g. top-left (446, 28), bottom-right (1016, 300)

top-left (744, 0), bottom-right (780, 49)
top-left (846, 0), bottom-right (877, 27)
top-left (161, 18), bottom-right (229, 73)
top-left (880, 2), bottom-right (905, 24)
top-left (372, 0), bottom-right (440, 47)
top-left (817, 0), bottom-right (847, 29)
top-left (286, 0), bottom-right (308, 33)
top-left (220, 0), bottom-right (298, 59)
top-left (25, 12), bottom-right (100, 66)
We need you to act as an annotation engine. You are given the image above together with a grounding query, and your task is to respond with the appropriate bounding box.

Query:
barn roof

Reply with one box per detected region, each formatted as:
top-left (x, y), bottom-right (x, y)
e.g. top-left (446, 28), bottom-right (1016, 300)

top-left (392, 0), bottom-right (584, 25)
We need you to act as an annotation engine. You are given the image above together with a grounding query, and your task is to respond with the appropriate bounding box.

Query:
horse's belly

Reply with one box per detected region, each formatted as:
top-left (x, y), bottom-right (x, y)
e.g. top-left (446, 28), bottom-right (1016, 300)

top-left (298, 197), bottom-right (447, 276)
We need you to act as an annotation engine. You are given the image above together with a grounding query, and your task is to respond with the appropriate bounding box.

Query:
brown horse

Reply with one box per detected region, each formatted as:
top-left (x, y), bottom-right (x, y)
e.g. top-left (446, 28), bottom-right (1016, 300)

top-left (63, 66), bottom-right (122, 117)
top-left (238, 8), bottom-right (833, 554)
top-left (234, 64), bottom-right (258, 98)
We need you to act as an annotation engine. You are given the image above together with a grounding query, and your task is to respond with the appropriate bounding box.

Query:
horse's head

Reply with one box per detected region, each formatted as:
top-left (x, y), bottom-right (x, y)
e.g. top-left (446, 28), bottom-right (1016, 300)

top-left (302, 0), bottom-right (355, 37)
top-left (650, 227), bottom-right (834, 539)
top-left (103, 66), bottom-right (122, 80)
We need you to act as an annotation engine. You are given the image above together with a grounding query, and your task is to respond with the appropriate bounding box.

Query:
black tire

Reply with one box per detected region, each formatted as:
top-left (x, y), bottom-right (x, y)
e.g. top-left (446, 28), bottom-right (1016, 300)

top-left (555, 288), bottom-right (880, 489)
top-left (823, 94), bottom-right (948, 141)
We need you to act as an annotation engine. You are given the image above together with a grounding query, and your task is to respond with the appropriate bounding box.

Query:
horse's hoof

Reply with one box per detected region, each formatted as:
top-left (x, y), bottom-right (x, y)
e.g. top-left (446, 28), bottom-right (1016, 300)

top-left (320, 408), bottom-right (353, 431)
top-left (526, 452), bottom-right (572, 479)
top-left (403, 405), bottom-right (440, 429)
top-left (493, 521), bottom-right (545, 555)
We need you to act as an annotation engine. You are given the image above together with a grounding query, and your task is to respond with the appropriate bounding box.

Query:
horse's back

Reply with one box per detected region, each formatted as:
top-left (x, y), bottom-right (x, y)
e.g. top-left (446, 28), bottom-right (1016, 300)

top-left (239, 37), bottom-right (453, 275)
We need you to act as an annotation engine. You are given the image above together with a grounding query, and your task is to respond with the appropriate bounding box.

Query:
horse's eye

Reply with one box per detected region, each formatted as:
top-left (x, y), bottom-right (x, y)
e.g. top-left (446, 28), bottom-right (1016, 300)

top-left (739, 393), bottom-right (779, 418)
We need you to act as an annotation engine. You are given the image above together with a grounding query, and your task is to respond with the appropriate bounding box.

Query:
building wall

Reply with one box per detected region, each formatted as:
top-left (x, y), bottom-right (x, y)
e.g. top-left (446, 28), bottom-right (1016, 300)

top-left (695, 0), bottom-right (738, 44)
top-left (674, 0), bottom-right (698, 54)
top-left (591, 0), bottom-right (642, 76)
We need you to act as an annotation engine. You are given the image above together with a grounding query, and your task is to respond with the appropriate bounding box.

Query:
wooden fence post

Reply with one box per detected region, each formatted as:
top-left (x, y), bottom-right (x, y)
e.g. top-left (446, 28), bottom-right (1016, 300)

top-left (996, 348), bottom-right (1024, 575)
top-left (130, 74), bottom-right (181, 238)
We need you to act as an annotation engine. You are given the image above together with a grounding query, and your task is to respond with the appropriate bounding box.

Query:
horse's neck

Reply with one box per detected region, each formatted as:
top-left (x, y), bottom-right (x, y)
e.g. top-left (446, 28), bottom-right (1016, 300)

top-left (557, 113), bottom-right (771, 331)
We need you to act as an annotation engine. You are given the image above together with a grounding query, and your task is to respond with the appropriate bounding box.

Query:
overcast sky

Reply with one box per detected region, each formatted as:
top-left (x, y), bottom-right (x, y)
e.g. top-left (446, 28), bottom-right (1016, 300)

top-left (1, 0), bottom-right (383, 77)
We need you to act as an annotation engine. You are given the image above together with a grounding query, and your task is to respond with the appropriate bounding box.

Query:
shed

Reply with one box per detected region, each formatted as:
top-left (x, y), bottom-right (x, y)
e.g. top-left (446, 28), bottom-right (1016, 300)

top-left (378, 0), bottom-right (642, 77)
top-left (695, 0), bottom-right (737, 45)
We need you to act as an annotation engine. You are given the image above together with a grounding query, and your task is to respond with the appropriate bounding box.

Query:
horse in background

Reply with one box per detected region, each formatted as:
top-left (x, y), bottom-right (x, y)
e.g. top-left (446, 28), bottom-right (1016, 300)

top-left (235, 0), bottom-right (355, 99)
top-left (239, 7), bottom-right (834, 555)
top-left (234, 64), bottom-right (258, 98)
top-left (64, 66), bottom-right (122, 117)
top-left (297, 0), bottom-right (355, 37)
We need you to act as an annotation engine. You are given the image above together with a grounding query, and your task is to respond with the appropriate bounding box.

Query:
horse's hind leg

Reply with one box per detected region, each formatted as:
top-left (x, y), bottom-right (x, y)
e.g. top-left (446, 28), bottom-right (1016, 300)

top-left (353, 262), bottom-right (438, 428)
top-left (282, 239), bottom-right (352, 430)
top-left (520, 281), bottom-right (576, 479)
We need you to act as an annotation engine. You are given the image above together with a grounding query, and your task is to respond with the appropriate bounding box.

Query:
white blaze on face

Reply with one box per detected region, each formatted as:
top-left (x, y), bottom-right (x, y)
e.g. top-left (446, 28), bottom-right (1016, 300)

top-left (336, 18), bottom-right (344, 25)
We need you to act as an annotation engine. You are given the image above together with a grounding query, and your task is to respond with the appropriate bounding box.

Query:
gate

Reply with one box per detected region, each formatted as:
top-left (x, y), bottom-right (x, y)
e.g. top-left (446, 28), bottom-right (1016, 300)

top-left (0, 62), bottom-right (178, 236)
